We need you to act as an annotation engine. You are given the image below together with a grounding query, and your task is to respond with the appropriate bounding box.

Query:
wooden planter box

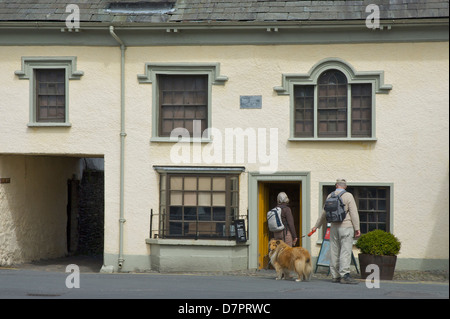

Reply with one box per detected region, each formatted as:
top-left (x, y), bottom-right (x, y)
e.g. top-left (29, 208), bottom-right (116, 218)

top-left (358, 253), bottom-right (397, 280)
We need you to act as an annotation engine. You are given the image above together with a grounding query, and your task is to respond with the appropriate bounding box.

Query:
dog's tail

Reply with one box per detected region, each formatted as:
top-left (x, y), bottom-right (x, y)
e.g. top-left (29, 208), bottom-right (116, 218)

top-left (303, 256), bottom-right (312, 281)
top-left (295, 254), bottom-right (312, 282)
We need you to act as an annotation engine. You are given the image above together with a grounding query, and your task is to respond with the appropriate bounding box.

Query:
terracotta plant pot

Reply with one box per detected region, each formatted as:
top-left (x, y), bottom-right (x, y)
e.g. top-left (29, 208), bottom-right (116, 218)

top-left (358, 253), bottom-right (397, 280)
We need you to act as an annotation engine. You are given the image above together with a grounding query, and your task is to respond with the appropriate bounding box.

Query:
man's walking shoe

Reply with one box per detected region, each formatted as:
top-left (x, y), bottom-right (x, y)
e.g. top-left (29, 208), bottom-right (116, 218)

top-left (340, 273), bottom-right (358, 284)
top-left (331, 277), bottom-right (341, 283)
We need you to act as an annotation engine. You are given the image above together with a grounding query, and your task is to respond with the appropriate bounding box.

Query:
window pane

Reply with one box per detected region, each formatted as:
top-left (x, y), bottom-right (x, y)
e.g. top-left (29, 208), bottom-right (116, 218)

top-left (230, 177), bottom-right (238, 191)
top-left (173, 119), bottom-right (184, 130)
top-left (185, 106), bottom-right (196, 118)
top-left (294, 85), bottom-right (314, 137)
top-left (184, 207), bottom-right (197, 220)
top-left (359, 212), bottom-right (367, 222)
top-left (213, 193), bottom-right (225, 206)
top-left (230, 191), bottom-right (238, 207)
top-left (184, 177), bottom-right (197, 190)
top-left (165, 174), bottom-right (239, 239)
top-left (184, 192), bottom-right (197, 206)
top-left (170, 105), bottom-right (182, 118)
top-left (378, 199), bottom-right (386, 211)
top-left (35, 69), bottom-right (65, 123)
top-left (170, 177), bottom-right (183, 190)
top-left (169, 222), bottom-right (182, 235)
top-left (160, 174), bottom-right (166, 189)
top-left (213, 177), bottom-right (226, 191)
top-left (198, 207), bottom-right (212, 220)
top-left (169, 206), bottom-right (182, 220)
top-left (57, 106), bottom-right (65, 118)
top-left (170, 191), bottom-right (182, 205)
top-left (162, 105), bottom-right (174, 118)
top-left (360, 224), bottom-right (367, 233)
top-left (158, 74), bottom-right (208, 136)
top-left (213, 207), bottom-right (226, 221)
top-left (184, 120), bottom-right (193, 133)
top-left (196, 92), bottom-right (207, 105)
top-left (160, 190), bottom-right (166, 206)
top-left (198, 192), bottom-right (211, 206)
top-left (197, 222), bottom-right (216, 236)
top-left (317, 69), bottom-right (347, 138)
top-left (323, 185), bottom-right (390, 235)
top-left (351, 83), bottom-right (372, 137)
top-left (198, 177), bottom-right (211, 190)
top-left (161, 119), bottom-right (173, 135)
top-left (359, 199), bottom-right (367, 210)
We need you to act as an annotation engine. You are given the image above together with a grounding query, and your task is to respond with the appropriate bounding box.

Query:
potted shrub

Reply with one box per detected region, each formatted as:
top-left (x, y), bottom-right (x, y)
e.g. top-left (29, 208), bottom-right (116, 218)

top-left (356, 229), bottom-right (401, 280)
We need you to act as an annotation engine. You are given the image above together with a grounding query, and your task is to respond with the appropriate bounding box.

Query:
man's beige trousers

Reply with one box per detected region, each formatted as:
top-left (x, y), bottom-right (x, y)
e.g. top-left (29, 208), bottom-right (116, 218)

top-left (329, 226), bottom-right (354, 279)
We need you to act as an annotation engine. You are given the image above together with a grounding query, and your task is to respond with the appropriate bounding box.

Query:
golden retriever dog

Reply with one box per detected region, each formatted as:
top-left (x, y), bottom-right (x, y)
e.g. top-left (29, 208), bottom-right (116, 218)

top-left (269, 239), bottom-right (312, 282)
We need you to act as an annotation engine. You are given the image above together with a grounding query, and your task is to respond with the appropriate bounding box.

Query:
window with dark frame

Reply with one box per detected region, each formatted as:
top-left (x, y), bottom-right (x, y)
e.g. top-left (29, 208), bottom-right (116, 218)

top-left (160, 174), bottom-right (239, 239)
top-left (318, 70), bottom-right (348, 138)
top-left (293, 69), bottom-right (373, 138)
top-left (35, 69), bottom-right (66, 123)
top-left (158, 74), bottom-right (208, 137)
top-left (322, 185), bottom-right (390, 234)
top-left (294, 85), bottom-right (314, 137)
top-left (351, 83), bottom-right (372, 138)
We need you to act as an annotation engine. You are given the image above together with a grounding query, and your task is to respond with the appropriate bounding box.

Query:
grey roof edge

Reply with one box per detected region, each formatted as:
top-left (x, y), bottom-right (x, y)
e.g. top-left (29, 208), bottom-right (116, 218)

top-left (0, 17), bottom-right (448, 29)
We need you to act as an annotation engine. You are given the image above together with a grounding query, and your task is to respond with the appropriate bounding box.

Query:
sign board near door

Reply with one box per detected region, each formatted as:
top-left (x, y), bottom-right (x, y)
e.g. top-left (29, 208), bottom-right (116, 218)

top-left (316, 227), bottom-right (331, 269)
top-left (234, 219), bottom-right (247, 243)
top-left (314, 226), bottom-right (360, 274)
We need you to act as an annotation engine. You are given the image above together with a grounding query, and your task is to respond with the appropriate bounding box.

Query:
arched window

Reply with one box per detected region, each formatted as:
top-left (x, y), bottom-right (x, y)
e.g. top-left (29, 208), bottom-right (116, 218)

top-left (317, 69), bottom-right (348, 138)
top-left (276, 58), bottom-right (392, 141)
top-left (293, 68), bottom-right (372, 139)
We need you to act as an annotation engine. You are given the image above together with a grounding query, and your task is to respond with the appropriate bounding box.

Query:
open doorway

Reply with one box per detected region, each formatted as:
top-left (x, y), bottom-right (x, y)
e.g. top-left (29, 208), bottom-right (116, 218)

top-left (66, 158), bottom-right (104, 258)
top-left (0, 155), bottom-right (104, 268)
top-left (258, 181), bottom-right (302, 269)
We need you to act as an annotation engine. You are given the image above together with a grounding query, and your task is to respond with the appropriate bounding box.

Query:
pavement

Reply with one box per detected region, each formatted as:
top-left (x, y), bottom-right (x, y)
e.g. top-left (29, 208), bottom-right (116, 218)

top-left (0, 256), bottom-right (448, 300)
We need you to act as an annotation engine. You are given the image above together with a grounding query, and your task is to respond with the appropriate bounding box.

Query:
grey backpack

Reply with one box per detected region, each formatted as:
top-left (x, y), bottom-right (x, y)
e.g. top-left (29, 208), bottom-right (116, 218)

top-left (324, 191), bottom-right (347, 222)
top-left (267, 207), bottom-right (285, 232)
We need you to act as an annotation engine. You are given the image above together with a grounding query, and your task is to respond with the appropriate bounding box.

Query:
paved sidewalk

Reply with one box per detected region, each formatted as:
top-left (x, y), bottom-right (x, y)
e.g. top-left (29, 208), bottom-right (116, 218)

top-left (9, 255), bottom-right (449, 283)
top-left (1, 258), bottom-right (448, 300)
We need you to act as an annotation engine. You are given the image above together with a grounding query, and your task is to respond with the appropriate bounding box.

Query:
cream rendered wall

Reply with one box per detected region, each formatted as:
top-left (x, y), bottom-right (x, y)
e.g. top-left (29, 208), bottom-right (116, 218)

top-left (1, 41), bottom-right (448, 270)
top-left (123, 42), bottom-right (448, 269)
top-left (0, 155), bottom-right (80, 265)
top-left (0, 46), bottom-right (121, 265)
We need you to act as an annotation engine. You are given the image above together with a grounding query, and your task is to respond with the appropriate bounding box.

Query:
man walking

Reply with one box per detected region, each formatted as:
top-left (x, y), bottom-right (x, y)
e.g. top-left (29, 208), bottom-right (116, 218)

top-left (311, 179), bottom-right (360, 284)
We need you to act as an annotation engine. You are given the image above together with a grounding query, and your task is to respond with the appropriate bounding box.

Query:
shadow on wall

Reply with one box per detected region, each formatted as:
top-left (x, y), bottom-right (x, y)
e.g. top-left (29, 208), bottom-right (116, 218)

top-left (0, 155), bottom-right (100, 266)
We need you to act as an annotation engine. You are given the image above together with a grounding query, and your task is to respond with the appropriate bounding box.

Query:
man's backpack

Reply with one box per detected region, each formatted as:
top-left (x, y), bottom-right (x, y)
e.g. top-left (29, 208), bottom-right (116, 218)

top-left (324, 191), bottom-right (347, 222)
top-left (267, 207), bottom-right (285, 232)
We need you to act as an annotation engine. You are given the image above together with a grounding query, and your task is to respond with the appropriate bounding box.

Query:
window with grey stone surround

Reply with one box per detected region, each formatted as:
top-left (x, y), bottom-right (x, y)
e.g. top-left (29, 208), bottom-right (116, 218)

top-left (15, 56), bottom-right (84, 127)
top-left (274, 58), bottom-right (392, 141)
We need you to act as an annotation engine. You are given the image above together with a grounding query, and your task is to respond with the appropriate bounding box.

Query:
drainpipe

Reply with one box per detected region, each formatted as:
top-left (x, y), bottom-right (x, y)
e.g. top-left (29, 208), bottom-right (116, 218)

top-left (109, 26), bottom-right (126, 271)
